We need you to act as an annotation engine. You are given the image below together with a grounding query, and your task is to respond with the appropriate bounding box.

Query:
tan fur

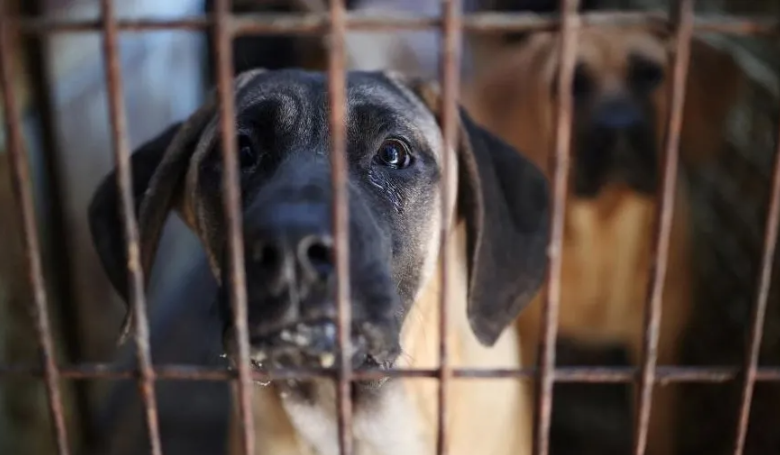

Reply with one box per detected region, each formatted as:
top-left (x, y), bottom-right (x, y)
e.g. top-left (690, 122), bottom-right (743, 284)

top-left (464, 27), bottom-right (742, 455)
top-left (227, 145), bottom-right (533, 455)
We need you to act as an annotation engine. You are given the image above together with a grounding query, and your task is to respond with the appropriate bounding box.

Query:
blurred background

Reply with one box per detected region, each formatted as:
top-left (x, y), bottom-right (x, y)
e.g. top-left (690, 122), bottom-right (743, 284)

top-left (0, 1), bottom-right (778, 455)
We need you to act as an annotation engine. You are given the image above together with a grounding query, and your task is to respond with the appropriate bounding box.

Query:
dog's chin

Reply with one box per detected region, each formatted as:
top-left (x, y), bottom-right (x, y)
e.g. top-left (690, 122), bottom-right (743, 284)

top-left (224, 317), bottom-right (400, 392)
top-left (572, 162), bottom-right (658, 199)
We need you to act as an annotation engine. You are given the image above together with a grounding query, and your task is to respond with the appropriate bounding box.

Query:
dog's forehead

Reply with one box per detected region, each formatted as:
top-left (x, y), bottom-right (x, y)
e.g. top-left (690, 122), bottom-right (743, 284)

top-left (233, 70), bottom-right (443, 155)
top-left (575, 29), bottom-right (667, 72)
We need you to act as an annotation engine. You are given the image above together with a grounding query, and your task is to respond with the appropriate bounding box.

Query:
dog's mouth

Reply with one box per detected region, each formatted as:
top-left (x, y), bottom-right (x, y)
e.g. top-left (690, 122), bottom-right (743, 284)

top-left (572, 132), bottom-right (658, 198)
top-left (223, 317), bottom-right (400, 389)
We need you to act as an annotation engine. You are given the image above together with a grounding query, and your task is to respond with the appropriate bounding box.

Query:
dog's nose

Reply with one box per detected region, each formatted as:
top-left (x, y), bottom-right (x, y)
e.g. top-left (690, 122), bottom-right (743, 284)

top-left (251, 232), bottom-right (332, 281)
top-left (593, 98), bottom-right (642, 131)
top-left (247, 230), bottom-right (334, 294)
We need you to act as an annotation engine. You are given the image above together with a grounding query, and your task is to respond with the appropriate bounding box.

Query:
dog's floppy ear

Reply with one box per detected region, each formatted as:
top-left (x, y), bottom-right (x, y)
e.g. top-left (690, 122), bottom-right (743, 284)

top-left (89, 69), bottom-right (266, 342)
top-left (680, 37), bottom-right (744, 166)
top-left (392, 74), bottom-right (551, 347)
top-left (88, 122), bottom-right (184, 303)
top-left (457, 108), bottom-right (551, 346)
top-left (87, 111), bottom-right (208, 342)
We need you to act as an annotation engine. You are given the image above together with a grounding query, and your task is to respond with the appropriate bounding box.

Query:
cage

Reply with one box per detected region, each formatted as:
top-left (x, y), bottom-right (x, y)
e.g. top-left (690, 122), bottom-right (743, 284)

top-left (0, 1), bottom-right (778, 455)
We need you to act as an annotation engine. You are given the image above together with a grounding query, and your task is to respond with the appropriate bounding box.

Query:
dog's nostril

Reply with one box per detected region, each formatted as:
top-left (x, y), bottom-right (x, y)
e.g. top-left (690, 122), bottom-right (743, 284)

top-left (252, 242), bottom-right (281, 271)
top-left (299, 235), bottom-right (333, 280)
top-left (307, 242), bottom-right (330, 264)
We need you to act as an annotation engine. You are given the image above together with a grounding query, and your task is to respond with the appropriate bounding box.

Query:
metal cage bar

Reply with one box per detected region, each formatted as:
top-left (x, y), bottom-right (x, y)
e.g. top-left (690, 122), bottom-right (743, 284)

top-left (731, 103), bottom-right (780, 455)
top-left (325, 0), bottom-right (353, 453)
top-left (8, 12), bottom-right (780, 36)
top-left (436, 0), bottom-right (462, 454)
top-left (213, 1), bottom-right (256, 454)
top-left (633, 1), bottom-right (695, 454)
top-left (3, 363), bottom-right (780, 382)
top-left (533, 1), bottom-right (579, 455)
top-left (98, 1), bottom-right (163, 454)
top-left (0, 3), bottom-right (779, 455)
top-left (0, 6), bottom-right (71, 455)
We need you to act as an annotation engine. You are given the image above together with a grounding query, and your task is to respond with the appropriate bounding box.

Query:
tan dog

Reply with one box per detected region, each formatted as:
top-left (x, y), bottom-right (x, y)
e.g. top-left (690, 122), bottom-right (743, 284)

top-left (88, 70), bottom-right (550, 455)
top-left (465, 27), bottom-right (743, 455)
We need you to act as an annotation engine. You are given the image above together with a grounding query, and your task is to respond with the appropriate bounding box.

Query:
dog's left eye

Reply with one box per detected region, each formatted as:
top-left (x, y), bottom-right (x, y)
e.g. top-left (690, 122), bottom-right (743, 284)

top-left (237, 134), bottom-right (258, 170)
top-left (572, 63), bottom-right (592, 98)
top-left (629, 56), bottom-right (664, 92)
top-left (375, 139), bottom-right (412, 170)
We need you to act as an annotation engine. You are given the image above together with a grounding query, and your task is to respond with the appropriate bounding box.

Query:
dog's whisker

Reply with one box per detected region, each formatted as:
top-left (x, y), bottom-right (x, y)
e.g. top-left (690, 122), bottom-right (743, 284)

top-left (397, 349), bottom-right (415, 366)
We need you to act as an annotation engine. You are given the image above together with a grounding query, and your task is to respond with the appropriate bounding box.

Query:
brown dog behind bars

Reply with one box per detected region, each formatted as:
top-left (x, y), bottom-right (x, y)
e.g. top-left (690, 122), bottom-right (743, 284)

top-left (88, 69), bottom-right (551, 455)
top-left (465, 27), bottom-right (744, 455)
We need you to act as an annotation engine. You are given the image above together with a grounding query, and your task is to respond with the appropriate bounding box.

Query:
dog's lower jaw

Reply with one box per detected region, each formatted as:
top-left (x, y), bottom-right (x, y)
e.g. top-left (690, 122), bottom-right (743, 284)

top-left (235, 223), bottom-right (532, 455)
top-left (229, 374), bottom-right (424, 455)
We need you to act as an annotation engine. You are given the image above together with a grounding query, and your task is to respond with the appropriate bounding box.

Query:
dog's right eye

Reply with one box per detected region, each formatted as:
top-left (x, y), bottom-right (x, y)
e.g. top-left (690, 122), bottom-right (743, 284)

top-left (238, 134), bottom-right (258, 170)
top-left (375, 138), bottom-right (413, 170)
top-left (555, 63), bottom-right (593, 100)
top-left (572, 63), bottom-right (592, 98)
top-left (629, 55), bottom-right (664, 92)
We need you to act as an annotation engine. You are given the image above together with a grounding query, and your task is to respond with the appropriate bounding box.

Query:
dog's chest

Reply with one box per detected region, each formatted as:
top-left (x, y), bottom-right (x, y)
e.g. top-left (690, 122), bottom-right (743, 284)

top-left (557, 194), bottom-right (656, 342)
top-left (248, 381), bottom-right (428, 455)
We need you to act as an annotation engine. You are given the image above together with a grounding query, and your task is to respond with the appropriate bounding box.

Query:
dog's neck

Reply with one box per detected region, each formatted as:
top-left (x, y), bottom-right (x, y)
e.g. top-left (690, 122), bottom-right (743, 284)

top-left (236, 221), bottom-right (531, 455)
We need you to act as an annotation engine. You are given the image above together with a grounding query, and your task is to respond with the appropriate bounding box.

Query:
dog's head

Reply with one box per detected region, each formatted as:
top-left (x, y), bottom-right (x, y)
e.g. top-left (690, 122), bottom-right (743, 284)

top-left (88, 69), bottom-right (549, 379)
top-left (469, 27), bottom-right (742, 201)
top-left (561, 30), bottom-right (668, 197)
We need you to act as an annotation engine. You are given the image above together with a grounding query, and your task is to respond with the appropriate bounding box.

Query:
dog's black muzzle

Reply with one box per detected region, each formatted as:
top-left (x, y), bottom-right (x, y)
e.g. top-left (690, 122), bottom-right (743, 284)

top-left (219, 159), bottom-right (401, 382)
top-left (573, 96), bottom-right (659, 198)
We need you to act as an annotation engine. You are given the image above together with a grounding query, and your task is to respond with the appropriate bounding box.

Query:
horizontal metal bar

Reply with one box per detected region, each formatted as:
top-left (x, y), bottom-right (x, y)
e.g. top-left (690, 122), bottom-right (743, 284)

top-left (2, 364), bottom-right (780, 382)
top-left (7, 12), bottom-right (778, 36)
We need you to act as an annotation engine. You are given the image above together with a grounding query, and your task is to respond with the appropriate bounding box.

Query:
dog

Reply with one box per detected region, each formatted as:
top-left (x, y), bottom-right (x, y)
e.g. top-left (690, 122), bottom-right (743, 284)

top-left (87, 69), bottom-right (551, 455)
top-left (464, 27), bottom-right (743, 455)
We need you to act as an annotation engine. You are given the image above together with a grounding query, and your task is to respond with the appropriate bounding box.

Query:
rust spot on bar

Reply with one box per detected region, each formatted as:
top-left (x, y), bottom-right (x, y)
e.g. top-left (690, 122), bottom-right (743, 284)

top-left (327, 0), bottom-right (352, 454)
top-left (213, 1), bottom-right (256, 454)
top-left (436, 1), bottom-right (462, 455)
top-left (533, 1), bottom-right (580, 455)
top-left (633, 1), bottom-right (694, 455)
top-left (8, 13), bottom-right (780, 36)
top-left (731, 100), bottom-right (780, 455)
top-left (98, 1), bottom-right (163, 454)
top-left (0, 6), bottom-right (71, 455)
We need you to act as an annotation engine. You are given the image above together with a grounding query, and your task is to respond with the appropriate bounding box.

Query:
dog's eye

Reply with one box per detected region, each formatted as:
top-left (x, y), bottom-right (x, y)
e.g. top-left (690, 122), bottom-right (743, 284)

top-left (237, 134), bottom-right (258, 170)
top-left (572, 63), bottom-right (592, 98)
top-left (552, 63), bottom-right (592, 100)
top-left (375, 139), bottom-right (412, 170)
top-left (629, 56), bottom-right (664, 92)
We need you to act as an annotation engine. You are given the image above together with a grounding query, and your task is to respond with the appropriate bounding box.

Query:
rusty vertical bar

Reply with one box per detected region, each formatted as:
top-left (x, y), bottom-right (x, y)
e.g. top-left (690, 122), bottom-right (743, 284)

top-left (98, 1), bottom-right (162, 454)
top-left (213, 1), bottom-right (256, 455)
top-left (0, 9), bottom-right (71, 455)
top-left (533, 1), bottom-right (580, 455)
top-left (435, 0), bottom-right (461, 454)
top-left (632, 1), bottom-right (694, 454)
top-left (731, 115), bottom-right (780, 455)
top-left (327, 0), bottom-right (352, 453)
top-left (20, 0), bottom-right (96, 446)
